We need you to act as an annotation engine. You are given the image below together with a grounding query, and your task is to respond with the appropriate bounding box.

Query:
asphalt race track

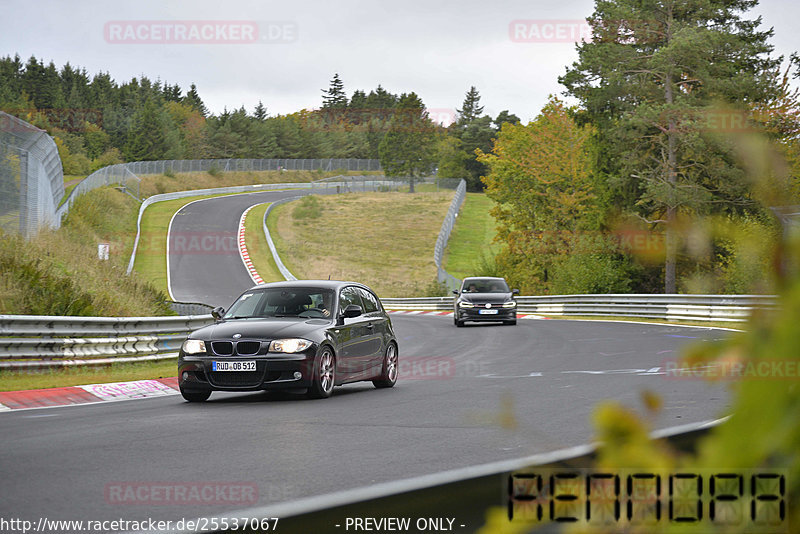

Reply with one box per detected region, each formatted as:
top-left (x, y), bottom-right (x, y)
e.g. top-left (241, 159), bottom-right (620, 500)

top-left (167, 189), bottom-right (322, 307)
top-left (0, 191), bottom-right (734, 529)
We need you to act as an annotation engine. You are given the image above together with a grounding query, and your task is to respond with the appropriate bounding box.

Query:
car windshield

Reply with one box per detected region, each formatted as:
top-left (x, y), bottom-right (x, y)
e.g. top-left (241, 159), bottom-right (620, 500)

top-left (462, 280), bottom-right (509, 293)
top-left (224, 287), bottom-right (334, 319)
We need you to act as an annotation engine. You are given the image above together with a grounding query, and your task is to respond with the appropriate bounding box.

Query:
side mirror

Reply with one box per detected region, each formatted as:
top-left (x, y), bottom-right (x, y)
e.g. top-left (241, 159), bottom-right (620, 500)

top-left (452, 290), bottom-right (459, 295)
top-left (211, 306), bottom-right (225, 321)
top-left (342, 304), bottom-right (363, 319)
top-left (512, 289), bottom-right (520, 295)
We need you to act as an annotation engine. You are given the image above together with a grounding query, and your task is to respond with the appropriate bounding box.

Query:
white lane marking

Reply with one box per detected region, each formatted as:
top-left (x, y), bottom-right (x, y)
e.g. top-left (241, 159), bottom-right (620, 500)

top-left (478, 372), bottom-right (543, 378)
top-left (641, 367), bottom-right (664, 375)
top-left (20, 413), bottom-right (59, 418)
top-left (560, 318), bottom-right (744, 332)
top-left (479, 367), bottom-right (666, 378)
top-left (0, 403), bottom-right (10, 411)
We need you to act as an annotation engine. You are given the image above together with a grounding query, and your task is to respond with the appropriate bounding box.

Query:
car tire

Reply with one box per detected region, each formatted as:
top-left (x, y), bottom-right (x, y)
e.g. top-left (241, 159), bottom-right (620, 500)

top-left (454, 317), bottom-right (464, 327)
top-left (180, 388), bottom-right (211, 402)
top-left (307, 347), bottom-right (336, 399)
top-left (373, 342), bottom-right (398, 389)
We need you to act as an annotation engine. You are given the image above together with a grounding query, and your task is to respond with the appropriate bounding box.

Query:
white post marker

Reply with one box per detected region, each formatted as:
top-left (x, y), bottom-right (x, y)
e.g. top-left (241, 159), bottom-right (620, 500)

top-left (98, 243), bottom-right (110, 260)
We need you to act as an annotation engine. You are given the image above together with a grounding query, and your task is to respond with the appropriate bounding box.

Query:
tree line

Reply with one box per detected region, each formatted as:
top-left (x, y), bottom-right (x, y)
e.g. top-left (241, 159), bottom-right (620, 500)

top-left (0, 56), bottom-right (516, 187)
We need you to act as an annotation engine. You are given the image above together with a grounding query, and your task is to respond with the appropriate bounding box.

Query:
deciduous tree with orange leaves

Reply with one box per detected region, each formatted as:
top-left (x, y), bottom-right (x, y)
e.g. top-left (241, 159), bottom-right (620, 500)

top-left (479, 97), bottom-right (634, 294)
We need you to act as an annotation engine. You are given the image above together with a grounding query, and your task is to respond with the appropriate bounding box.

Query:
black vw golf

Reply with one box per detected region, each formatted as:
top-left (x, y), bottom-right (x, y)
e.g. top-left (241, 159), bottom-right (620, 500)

top-left (178, 280), bottom-right (398, 402)
top-left (453, 276), bottom-right (519, 327)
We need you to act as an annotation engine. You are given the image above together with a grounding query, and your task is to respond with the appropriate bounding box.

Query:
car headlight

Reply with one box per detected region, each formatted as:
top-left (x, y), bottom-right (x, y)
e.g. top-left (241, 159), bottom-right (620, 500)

top-left (502, 301), bottom-right (517, 308)
top-left (458, 301), bottom-right (474, 308)
top-left (182, 339), bottom-right (206, 354)
top-left (269, 338), bottom-right (313, 353)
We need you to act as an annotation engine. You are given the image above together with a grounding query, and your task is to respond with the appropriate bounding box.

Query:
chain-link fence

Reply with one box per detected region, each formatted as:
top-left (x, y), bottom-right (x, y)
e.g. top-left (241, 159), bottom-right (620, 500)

top-left (125, 158), bottom-right (382, 175)
top-left (55, 158), bottom-right (384, 224)
top-left (0, 112), bottom-right (64, 237)
top-left (309, 175), bottom-right (462, 194)
top-left (434, 179), bottom-right (467, 291)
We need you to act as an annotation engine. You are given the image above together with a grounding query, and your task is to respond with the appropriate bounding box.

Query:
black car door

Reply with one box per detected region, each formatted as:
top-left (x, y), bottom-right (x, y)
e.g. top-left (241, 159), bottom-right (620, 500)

top-left (335, 286), bottom-right (373, 378)
top-left (356, 287), bottom-right (387, 374)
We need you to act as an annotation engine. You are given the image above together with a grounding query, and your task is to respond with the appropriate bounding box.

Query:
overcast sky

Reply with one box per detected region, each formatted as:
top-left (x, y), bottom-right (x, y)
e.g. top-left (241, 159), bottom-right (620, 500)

top-left (2, 0), bottom-right (798, 124)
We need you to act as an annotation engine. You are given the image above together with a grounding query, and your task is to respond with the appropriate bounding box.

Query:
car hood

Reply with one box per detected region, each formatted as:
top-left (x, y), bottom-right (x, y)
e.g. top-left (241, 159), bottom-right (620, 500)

top-left (459, 292), bottom-right (513, 304)
top-left (190, 318), bottom-right (333, 340)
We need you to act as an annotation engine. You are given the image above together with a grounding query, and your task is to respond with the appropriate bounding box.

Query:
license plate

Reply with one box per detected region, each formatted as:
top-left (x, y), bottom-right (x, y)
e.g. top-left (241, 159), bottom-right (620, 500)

top-left (479, 309), bottom-right (499, 315)
top-left (212, 361), bottom-right (257, 372)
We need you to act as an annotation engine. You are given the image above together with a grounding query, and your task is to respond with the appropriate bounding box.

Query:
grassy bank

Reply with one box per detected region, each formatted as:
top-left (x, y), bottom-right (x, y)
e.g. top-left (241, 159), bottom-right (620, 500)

top-left (443, 193), bottom-right (501, 279)
top-left (244, 203), bottom-right (285, 284)
top-left (0, 187), bottom-right (171, 316)
top-left (268, 191), bottom-right (455, 297)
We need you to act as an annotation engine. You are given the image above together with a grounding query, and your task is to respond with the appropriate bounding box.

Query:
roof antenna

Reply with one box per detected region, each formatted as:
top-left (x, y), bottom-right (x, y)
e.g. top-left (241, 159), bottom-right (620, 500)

top-left (328, 274), bottom-right (331, 280)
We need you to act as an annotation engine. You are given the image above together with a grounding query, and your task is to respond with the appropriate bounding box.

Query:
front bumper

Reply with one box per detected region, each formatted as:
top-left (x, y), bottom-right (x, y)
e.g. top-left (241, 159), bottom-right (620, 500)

top-left (455, 307), bottom-right (516, 322)
top-left (178, 351), bottom-right (316, 392)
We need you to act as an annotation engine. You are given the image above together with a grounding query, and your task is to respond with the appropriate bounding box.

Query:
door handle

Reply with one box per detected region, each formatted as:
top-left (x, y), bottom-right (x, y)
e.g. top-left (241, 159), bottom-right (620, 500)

top-left (366, 323), bottom-right (374, 329)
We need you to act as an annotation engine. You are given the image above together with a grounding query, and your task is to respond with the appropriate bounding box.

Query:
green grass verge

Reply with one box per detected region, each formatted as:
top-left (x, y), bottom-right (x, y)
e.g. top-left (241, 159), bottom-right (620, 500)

top-left (244, 203), bottom-right (285, 283)
top-left (267, 191), bottom-right (456, 297)
top-left (443, 192), bottom-right (501, 279)
top-left (0, 359), bottom-right (177, 392)
top-left (1, 186), bottom-right (172, 317)
top-left (266, 203), bottom-right (301, 276)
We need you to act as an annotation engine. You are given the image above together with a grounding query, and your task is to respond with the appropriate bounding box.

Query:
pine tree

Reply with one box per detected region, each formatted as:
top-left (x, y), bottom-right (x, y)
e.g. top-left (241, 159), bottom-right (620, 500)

top-left (254, 101), bottom-right (267, 121)
top-left (494, 110), bottom-right (520, 129)
top-left (560, 0), bottom-right (783, 293)
top-left (321, 73), bottom-right (347, 109)
top-left (183, 83), bottom-right (207, 116)
top-left (456, 86), bottom-right (484, 126)
top-left (378, 92), bottom-right (437, 192)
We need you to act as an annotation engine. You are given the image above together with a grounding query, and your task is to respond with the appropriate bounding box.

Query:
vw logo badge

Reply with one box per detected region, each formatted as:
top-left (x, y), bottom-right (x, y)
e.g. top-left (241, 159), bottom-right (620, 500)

top-left (232, 333), bottom-right (242, 339)
top-left (485, 303), bottom-right (492, 309)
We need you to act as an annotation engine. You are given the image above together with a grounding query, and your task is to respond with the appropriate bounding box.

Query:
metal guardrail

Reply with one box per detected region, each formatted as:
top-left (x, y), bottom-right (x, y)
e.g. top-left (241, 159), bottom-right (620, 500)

top-left (381, 294), bottom-right (778, 322)
top-left (433, 179), bottom-right (467, 292)
top-left (0, 314), bottom-right (214, 369)
top-left (167, 301), bottom-right (216, 316)
top-left (0, 294), bottom-right (776, 369)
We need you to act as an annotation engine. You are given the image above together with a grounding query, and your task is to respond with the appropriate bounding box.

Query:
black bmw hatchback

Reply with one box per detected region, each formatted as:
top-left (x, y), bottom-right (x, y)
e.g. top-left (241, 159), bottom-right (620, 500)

top-left (178, 280), bottom-right (398, 402)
